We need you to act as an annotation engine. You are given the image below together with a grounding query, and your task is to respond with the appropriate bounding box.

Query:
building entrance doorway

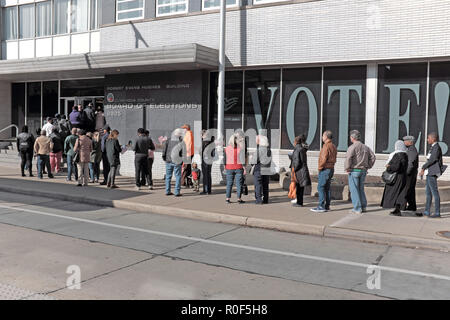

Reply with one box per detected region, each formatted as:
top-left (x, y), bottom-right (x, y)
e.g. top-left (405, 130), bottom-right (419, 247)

top-left (60, 96), bottom-right (104, 117)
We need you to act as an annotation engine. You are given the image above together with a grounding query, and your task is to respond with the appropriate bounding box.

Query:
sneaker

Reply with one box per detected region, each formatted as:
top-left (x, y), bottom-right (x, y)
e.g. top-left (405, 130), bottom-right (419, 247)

top-left (175, 193), bottom-right (182, 197)
top-left (310, 207), bottom-right (326, 213)
top-left (291, 199), bottom-right (297, 204)
top-left (415, 212), bottom-right (424, 217)
top-left (350, 209), bottom-right (362, 214)
top-left (362, 208), bottom-right (367, 213)
top-left (237, 199), bottom-right (245, 204)
top-left (149, 186), bottom-right (153, 190)
top-left (166, 192), bottom-right (174, 196)
top-left (423, 211), bottom-right (430, 217)
top-left (135, 186), bottom-right (141, 191)
top-left (48, 174), bottom-right (54, 179)
top-left (111, 185), bottom-right (119, 189)
top-left (226, 199), bottom-right (231, 204)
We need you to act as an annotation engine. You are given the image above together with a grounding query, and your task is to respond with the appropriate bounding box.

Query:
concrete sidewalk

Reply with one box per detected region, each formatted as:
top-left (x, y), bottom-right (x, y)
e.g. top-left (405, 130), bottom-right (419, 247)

top-left (0, 165), bottom-right (449, 252)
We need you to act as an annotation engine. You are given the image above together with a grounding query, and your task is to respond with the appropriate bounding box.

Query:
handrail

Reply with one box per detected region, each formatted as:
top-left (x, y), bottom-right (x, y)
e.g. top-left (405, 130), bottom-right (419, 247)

top-left (0, 124), bottom-right (19, 138)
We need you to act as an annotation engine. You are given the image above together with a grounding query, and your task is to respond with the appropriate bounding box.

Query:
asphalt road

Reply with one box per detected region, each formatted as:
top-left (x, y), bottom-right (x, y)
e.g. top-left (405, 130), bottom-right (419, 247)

top-left (0, 190), bottom-right (449, 300)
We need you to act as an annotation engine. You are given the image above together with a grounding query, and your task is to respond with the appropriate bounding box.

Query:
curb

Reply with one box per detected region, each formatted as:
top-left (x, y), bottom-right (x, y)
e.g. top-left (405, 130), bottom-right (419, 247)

top-left (0, 184), bottom-right (448, 252)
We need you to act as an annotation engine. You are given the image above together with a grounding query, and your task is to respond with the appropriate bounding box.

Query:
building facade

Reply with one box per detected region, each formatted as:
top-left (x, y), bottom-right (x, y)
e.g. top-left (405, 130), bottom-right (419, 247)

top-left (1, 0), bottom-right (450, 182)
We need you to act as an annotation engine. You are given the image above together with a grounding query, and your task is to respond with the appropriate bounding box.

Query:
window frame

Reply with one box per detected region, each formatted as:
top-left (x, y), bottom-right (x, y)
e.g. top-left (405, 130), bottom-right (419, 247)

top-left (36, 0), bottom-right (53, 38)
top-left (201, 0), bottom-right (238, 12)
top-left (252, 0), bottom-right (288, 5)
top-left (116, 0), bottom-right (145, 22)
top-left (156, 0), bottom-right (188, 18)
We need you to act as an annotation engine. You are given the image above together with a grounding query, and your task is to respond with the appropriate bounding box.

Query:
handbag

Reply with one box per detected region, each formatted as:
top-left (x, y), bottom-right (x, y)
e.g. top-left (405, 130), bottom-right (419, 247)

top-left (288, 167), bottom-right (297, 199)
top-left (381, 170), bottom-right (397, 185)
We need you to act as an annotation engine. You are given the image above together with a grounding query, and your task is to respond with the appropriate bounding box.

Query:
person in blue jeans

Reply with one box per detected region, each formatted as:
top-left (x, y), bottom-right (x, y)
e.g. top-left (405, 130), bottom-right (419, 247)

top-left (163, 128), bottom-right (186, 197)
top-left (419, 133), bottom-right (444, 218)
top-left (344, 130), bottom-right (376, 214)
top-left (311, 131), bottom-right (337, 213)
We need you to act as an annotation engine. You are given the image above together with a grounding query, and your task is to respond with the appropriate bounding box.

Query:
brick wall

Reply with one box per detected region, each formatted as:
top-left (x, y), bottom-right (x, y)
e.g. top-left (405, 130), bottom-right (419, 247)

top-left (101, 0), bottom-right (450, 66)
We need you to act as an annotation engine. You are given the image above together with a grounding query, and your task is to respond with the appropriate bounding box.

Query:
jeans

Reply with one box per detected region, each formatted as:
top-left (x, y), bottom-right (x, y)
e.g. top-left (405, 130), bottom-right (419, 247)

top-left (165, 162), bottom-right (182, 195)
top-left (107, 165), bottom-right (118, 186)
top-left (425, 175), bottom-right (440, 215)
top-left (37, 155), bottom-right (51, 178)
top-left (66, 153), bottom-right (78, 181)
top-left (226, 169), bottom-right (244, 199)
top-left (253, 164), bottom-right (269, 204)
top-left (318, 168), bottom-right (334, 209)
top-left (102, 152), bottom-right (110, 182)
top-left (50, 151), bottom-right (62, 173)
top-left (202, 162), bottom-right (212, 193)
top-left (348, 170), bottom-right (367, 212)
top-left (89, 162), bottom-right (100, 181)
top-left (20, 150), bottom-right (32, 175)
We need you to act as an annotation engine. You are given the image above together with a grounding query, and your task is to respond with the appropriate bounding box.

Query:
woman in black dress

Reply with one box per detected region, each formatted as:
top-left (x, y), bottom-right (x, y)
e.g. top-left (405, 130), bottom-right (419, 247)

top-left (381, 140), bottom-right (408, 215)
top-left (290, 134), bottom-right (311, 207)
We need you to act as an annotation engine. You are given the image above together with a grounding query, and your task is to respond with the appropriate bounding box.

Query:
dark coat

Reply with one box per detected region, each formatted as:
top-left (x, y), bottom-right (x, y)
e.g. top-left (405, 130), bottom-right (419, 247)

top-left (381, 152), bottom-right (408, 208)
top-left (406, 145), bottom-right (419, 175)
top-left (49, 132), bottom-right (63, 154)
top-left (422, 143), bottom-right (444, 176)
top-left (290, 144), bottom-right (311, 187)
top-left (90, 140), bottom-right (102, 163)
top-left (105, 139), bottom-right (121, 167)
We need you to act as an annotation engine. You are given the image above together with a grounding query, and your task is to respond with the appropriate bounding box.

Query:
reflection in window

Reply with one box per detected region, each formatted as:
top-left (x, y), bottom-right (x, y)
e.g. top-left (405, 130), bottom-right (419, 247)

top-left (202, 0), bottom-right (237, 10)
top-left (3, 7), bottom-right (18, 40)
top-left (157, 0), bottom-right (188, 17)
top-left (90, 0), bottom-right (99, 30)
top-left (36, 1), bottom-right (52, 37)
top-left (71, 0), bottom-right (90, 33)
top-left (19, 4), bottom-right (35, 39)
top-left (54, 0), bottom-right (71, 34)
top-left (116, 0), bottom-right (144, 21)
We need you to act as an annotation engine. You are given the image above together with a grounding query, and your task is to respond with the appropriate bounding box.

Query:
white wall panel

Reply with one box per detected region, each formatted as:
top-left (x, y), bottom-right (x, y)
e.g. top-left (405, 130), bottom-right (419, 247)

top-left (35, 37), bottom-right (52, 57)
top-left (18, 40), bottom-right (34, 59)
top-left (52, 35), bottom-right (70, 56)
top-left (71, 33), bottom-right (90, 54)
top-left (90, 31), bottom-right (100, 53)
top-left (3, 41), bottom-right (18, 60)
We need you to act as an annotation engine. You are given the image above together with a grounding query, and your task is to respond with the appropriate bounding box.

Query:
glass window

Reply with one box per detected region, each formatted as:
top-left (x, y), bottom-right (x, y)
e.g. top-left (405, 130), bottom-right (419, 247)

top-left (90, 0), bottom-right (99, 30)
top-left (202, 0), bottom-right (237, 10)
top-left (27, 82), bottom-right (42, 138)
top-left (54, 0), bottom-right (70, 34)
top-left (244, 69), bottom-right (281, 148)
top-left (12, 83), bottom-right (26, 136)
top-left (19, 4), bottom-right (35, 39)
top-left (157, 0), bottom-right (188, 17)
top-left (376, 63), bottom-right (427, 154)
top-left (60, 78), bottom-right (105, 97)
top-left (116, 0), bottom-right (144, 21)
top-left (209, 71), bottom-right (243, 131)
top-left (323, 66), bottom-right (366, 152)
top-left (2, 7), bottom-right (18, 40)
top-left (281, 68), bottom-right (322, 150)
top-left (71, 0), bottom-right (90, 33)
top-left (36, 1), bottom-right (52, 37)
top-left (43, 82), bottom-right (59, 119)
top-left (428, 62), bottom-right (450, 156)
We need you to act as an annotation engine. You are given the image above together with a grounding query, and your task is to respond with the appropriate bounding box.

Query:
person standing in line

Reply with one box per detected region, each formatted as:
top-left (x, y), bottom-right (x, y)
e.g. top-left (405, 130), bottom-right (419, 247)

top-left (134, 128), bottom-right (155, 190)
top-left (252, 135), bottom-right (272, 205)
top-left (191, 162), bottom-right (202, 192)
top-left (69, 106), bottom-right (81, 129)
top-left (100, 125), bottom-right (111, 185)
top-left (181, 124), bottom-right (194, 188)
top-left (64, 128), bottom-right (79, 182)
top-left (88, 132), bottom-right (102, 183)
top-left (200, 130), bottom-right (215, 195)
top-left (74, 129), bottom-right (92, 187)
top-left (84, 103), bottom-right (96, 133)
top-left (163, 128), bottom-right (186, 197)
top-left (224, 134), bottom-right (245, 204)
top-left (105, 129), bottom-right (122, 189)
top-left (49, 127), bottom-right (63, 174)
top-left (34, 130), bottom-right (54, 179)
top-left (402, 136), bottom-right (419, 214)
top-left (419, 132), bottom-right (444, 218)
top-left (345, 130), bottom-right (376, 214)
top-left (95, 106), bottom-right (106, 133)
top-left (16, 125), bottom-right (35, 177)
top-left (140, 130), bottom-right (156, 190)
top-left (381, 140), bottom-right (408, 215)
top-left (290, 134), bottom-right (311, 207)
top-left (42, 117), bottom-right (55, 137)
top-left (311, 130), bottom-right (337, 213)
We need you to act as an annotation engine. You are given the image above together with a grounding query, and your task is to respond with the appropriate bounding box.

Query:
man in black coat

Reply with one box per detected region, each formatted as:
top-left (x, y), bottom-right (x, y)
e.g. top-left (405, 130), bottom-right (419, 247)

top-left (419, 132), bottom-right (444, 218)
top-left (133, 128), bottom-right (155, 190)
top-left (403, 136), bottom-right (419, 213)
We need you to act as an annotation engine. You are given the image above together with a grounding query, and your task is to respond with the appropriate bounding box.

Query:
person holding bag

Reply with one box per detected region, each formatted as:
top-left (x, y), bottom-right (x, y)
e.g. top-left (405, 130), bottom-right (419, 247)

top-left (290, 135), bottom-right (311, 207)
top-left (381, 140), bottom-right (408, 215)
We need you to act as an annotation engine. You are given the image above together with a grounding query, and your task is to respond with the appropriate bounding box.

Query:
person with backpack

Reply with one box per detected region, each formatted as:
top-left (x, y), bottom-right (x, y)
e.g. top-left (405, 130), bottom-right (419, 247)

top-left (16, 125), bottom-right (35, 177)
top-left (49, 127), bottom-right (63, 174)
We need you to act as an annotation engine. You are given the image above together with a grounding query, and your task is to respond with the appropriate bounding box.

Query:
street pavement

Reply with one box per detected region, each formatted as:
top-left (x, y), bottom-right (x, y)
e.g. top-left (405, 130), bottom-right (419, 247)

top-left (0, 191), bottom-right (449, 300)
top-left (0, 165), bottom-right (450, 251)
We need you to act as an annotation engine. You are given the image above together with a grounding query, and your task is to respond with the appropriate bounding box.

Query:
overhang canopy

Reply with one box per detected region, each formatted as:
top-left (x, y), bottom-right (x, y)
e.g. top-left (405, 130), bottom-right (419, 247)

top-left (0, 44), bottom-right (218, 81)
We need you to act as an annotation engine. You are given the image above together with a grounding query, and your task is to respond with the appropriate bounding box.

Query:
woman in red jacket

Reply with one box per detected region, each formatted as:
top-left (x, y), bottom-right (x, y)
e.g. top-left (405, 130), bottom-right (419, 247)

top-left (225, 134), bottom-right (245, 204)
